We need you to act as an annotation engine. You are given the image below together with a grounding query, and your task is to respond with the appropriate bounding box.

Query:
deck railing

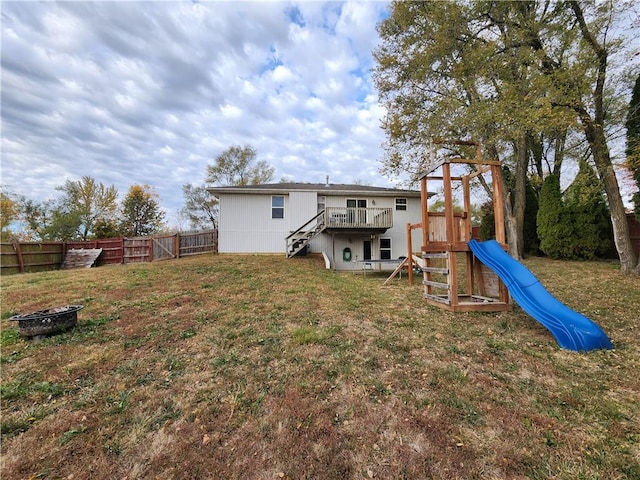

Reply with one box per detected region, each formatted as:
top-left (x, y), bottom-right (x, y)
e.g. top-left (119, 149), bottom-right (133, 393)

top-left (324, 207), bottom-right (393, 230)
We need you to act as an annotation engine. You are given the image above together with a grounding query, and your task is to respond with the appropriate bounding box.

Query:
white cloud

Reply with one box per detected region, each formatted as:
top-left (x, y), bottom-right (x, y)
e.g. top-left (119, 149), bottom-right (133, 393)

top-left (1, 0), bottom-right (392, 221)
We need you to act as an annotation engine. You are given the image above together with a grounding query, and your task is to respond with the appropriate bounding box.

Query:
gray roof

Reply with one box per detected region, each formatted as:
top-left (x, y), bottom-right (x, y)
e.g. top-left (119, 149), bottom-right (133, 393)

top-left (207, 182), bottom-right (423, 197)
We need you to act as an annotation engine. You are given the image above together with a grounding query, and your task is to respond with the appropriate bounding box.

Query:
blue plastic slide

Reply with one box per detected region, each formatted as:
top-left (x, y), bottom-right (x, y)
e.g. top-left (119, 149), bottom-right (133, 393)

top-left (468, 239), bottom-right (613, 352)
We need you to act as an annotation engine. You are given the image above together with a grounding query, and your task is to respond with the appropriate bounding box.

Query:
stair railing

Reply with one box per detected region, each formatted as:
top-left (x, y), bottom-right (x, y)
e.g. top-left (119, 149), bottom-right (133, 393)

top-left (286, 210), bottom-right (326, 256)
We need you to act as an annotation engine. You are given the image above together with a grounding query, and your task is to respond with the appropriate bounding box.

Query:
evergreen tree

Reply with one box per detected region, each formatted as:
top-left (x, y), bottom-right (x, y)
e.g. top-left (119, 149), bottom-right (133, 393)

top-left (523, 178), bottom-right (540, 256)
top-left (537, 174), bottom-right (573, 259)
top-left (479, 180), bottom-right (538, 255)
top-left (626, 74), bottom-right (640, 218)
top-left (564, 160), bottom-right (613, 259)
top-left (478, 200), bottom-right (495, 242)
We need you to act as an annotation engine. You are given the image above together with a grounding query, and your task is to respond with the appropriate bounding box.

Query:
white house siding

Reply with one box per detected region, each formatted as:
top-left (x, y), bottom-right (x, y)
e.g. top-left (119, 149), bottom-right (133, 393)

top-left (218, 193), bottom-right (291, 253)
top-left (289, 191), bottom-right (318, 227)
top-left (307, 196), bottom-right (423, 271)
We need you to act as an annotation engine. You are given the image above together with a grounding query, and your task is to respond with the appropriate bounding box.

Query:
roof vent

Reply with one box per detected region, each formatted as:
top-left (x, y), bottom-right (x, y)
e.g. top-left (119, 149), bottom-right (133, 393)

top-left (325, 175), bottom-right (329, 187)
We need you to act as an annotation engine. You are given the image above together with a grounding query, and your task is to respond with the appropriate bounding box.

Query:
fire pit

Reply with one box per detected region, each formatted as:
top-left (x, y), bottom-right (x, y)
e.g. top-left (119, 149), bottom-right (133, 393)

top-left (9, 305), bottom-right (83, 339)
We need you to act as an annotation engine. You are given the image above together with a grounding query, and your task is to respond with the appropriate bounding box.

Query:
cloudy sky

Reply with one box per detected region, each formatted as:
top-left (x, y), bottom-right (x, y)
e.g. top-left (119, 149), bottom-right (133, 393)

top-left (1, 0), bottom-right (395, 225)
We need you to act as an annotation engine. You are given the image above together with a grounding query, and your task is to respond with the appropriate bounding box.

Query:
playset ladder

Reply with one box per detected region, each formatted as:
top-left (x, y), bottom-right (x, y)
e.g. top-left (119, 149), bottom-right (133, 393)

top-left (417, 140), bottom-right (510, 312)
top-left (422, 251), bottom-right (452, 305)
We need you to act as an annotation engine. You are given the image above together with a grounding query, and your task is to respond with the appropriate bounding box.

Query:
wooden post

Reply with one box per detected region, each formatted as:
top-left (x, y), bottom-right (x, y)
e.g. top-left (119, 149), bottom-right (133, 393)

top-left (13, 241), bottom-right (24, 273)
top-left (472, 256), bottom-right (487, 297)
top-left (462, 176), bottom-right (472, 242)
top-left (174, 233), bottom-right (180, 259)
top-left (462, 175), bottom-right (473, 295)
top-left (407, 223), bottom-right (413, 285)
top-left (420, 177), bottom-right (428, 249)
top-left (443, 162), bottom-right (455, 248)
top-left (492, 164), bottom-right (506, 246)
top-left (332, 233), bottom-right (336, 272)
top-left (492, 164), bottom-right (509, 305)
top-left (448, 251), bottom-right (458, 307)
top-left (117, 237), bottom-right (124, 264)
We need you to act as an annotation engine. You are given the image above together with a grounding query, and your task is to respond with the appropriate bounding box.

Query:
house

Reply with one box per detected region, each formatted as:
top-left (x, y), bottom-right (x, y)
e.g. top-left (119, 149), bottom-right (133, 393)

top-left (207, 182), bottom-right (426, 271)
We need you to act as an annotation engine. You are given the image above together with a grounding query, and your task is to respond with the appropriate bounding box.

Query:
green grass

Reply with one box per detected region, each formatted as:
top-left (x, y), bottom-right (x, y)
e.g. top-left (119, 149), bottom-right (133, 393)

top-left (1, 253), bottom-right (638, 479)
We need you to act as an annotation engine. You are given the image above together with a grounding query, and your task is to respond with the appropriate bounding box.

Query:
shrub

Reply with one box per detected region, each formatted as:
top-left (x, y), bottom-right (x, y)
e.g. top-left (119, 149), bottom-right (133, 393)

top-left (537, 174), bottom-right (574, 258)
top-left (563, 159), bottom-right (613, 259)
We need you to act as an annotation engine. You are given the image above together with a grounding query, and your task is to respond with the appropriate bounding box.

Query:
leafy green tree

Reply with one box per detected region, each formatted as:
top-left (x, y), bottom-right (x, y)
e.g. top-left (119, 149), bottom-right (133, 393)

top-left (181, 184), bottom-right (218, 230)
top-left (120, 185), bottom-right (165, 237)
top-left (41, 206), bottom-right (82, 241)
top-left (564, 160), bottom-right (614, 259)
top-left (92, 219), bottom-right (121, 239)
top-left (0, 190), bottom-right (19, 241)
top-left (626, 74), bottom-right (640, 218)
top-left (478, 200), bottom-right (496, 242)
top-left (523, 178), bottom-right (541, 256)
top-left (478, 169), bottom-right (540, 255)
top-left (374, 0), bottom-right (638, 272)
top-left (502, 166), bottom-right (540, 256)
top-left (56, 176), bottom-right (119, 240)
top-left (428, 191), bottom-right (462, 214)
top-left (537, 173), bottom-right (574, 259)
top-left (373, 1), bottom-right (573, 259)
top-left (15, 198), bottom-right (53, 241)
top-left (207, 145), bottom-right (275, 186)
top-left (538, 1), bottom-right (636, 272)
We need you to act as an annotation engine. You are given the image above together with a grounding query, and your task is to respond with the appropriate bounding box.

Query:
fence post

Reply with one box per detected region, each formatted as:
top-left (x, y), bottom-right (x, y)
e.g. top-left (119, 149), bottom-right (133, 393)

top-left (149, 236), bottom-right (153, 262)
top-left (13, 241), bottom-right (24, 273)
top-left (175, 233), bottom-right (180, 259)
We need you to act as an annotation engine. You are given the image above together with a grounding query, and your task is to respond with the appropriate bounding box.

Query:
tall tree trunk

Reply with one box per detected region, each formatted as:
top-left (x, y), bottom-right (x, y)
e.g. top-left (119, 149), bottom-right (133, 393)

top-left (484, 140), bottom-right (522, 258)
top-left (529, 134), bottom-right (544, 180)
top-left (570, 1), bottom-right (638, 274)
top-left (512, 133), bottom-right (528, 259)
top-left (503, 135), bottom-right (528, 260)
top-left (552, 130), bottom-right (566, 178)
top-left (504, 194), bottom-right (521, 260)
top-left (580, 116), bottom-right (638, 274)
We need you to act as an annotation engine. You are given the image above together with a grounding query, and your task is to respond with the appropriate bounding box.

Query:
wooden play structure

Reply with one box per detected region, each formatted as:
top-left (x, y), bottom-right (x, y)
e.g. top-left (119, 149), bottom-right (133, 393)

top-left (406, 139), bottom-right (511, 312)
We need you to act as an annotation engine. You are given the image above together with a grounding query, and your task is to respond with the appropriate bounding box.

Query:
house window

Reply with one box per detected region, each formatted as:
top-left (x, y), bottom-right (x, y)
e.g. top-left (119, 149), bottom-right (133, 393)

top-left (272, 196), bottom-right (284, 219)
top-left (395, 198), bottom-right (407, 211)
top-left (380, 238), bottom-right (392, 260)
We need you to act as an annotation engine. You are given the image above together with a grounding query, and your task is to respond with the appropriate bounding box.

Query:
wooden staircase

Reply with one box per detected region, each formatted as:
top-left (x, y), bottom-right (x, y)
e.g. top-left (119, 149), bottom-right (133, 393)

top-left (286, 210), bottom-right (326, 258)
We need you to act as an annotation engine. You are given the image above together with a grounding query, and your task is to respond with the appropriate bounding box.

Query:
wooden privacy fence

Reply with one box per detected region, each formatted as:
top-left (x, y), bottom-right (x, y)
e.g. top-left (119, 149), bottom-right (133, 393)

top-left (0, 242), bottom-right (64, 275)
top-left (628, 213), bottom-right (640, 256)
top-left (65, 238), bottom-right (125, 265)
top-left (1, 230), bottom-right (217, 275)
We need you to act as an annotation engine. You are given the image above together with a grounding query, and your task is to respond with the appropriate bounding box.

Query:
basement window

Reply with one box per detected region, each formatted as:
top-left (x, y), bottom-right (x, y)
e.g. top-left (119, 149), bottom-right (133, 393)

top-left (380, 238), bottom-right (392, 260)
top-left (272, 196), bottom-right (284, 219)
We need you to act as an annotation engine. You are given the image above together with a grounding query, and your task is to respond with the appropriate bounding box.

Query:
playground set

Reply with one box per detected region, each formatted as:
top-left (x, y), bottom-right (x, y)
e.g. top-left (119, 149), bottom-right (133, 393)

top-left (398, 140), bottom-right (612, 352)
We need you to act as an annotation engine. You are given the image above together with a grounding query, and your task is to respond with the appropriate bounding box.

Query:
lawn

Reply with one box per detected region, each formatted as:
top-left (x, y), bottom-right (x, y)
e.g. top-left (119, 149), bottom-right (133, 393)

top-left (1, 253), bottom-right (638, 479)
